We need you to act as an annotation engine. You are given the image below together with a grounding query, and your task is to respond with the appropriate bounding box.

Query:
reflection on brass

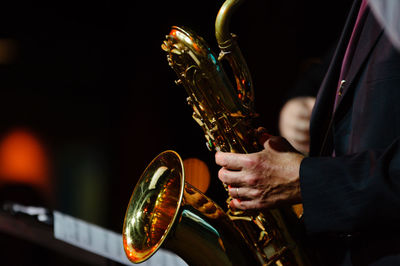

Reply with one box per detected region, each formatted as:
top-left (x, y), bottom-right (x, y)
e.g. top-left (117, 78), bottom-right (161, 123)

top-left (123, 0), bottom-right (309, 265)
top-left (123, 151), bottom-right (261, 265)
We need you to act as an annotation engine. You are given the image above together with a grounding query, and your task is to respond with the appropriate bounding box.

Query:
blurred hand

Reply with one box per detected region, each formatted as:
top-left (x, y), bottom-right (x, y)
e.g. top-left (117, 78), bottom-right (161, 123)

top-left (215, 136), bottom-right (304, 210)
top-left (279, 96), bottom-right (316, 154)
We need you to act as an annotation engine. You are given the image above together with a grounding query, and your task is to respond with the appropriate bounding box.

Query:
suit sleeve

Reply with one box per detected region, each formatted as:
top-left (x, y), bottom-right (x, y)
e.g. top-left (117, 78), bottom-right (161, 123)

top-left (299, 137), bottom-right (400, 234)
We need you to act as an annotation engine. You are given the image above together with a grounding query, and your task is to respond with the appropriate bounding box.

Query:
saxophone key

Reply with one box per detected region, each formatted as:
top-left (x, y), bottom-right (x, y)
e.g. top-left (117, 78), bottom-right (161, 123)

top-left (175, 79), bottom-right (182, 85)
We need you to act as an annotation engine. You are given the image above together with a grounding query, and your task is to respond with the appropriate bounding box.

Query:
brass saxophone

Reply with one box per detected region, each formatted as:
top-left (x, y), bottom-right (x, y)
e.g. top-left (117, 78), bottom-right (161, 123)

top-left (123, 0), bottom-right (309, 265)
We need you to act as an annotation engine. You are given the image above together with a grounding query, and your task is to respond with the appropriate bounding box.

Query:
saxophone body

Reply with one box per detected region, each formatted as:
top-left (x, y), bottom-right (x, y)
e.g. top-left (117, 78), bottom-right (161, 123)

top-left (162, 25), bottom-right (256, 154)
top-left (123, 0), bottom-right (309, 265)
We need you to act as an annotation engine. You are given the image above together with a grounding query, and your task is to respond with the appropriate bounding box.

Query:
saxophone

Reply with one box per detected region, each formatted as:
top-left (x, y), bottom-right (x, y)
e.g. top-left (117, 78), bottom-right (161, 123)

top-left (123, 0), bottom-right (309, 265)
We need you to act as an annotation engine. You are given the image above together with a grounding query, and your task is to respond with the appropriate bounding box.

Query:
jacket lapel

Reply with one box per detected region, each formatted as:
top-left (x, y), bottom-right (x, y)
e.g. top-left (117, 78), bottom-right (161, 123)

top-left (309, 0), bottom-right (361, 156)
top-left (332, 8), bottom-right (384, 114)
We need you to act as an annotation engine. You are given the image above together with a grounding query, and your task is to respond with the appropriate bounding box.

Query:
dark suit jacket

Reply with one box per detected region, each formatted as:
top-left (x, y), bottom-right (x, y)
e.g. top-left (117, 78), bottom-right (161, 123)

top-left (299, 0), bottom-right (400, 265)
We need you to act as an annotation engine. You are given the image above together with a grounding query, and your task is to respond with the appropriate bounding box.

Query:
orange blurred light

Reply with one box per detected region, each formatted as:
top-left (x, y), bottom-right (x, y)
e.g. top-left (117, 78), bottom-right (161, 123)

top-left (0, 129), bottom-right (49, 192)
top-left (0, 38), bottom-right (18, 64)
top-left (183, 158), bottom-right (210, 193)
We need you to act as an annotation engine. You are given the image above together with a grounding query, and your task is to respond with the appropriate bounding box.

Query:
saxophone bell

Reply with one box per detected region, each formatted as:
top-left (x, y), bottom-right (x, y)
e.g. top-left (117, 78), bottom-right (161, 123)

top-left (122, 150), bottom-right (262, 265)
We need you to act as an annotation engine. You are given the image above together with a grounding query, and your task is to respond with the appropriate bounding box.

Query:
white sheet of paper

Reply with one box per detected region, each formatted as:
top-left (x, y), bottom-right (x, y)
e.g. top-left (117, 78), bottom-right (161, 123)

top-left (53, 211), bottom-right (187, 266)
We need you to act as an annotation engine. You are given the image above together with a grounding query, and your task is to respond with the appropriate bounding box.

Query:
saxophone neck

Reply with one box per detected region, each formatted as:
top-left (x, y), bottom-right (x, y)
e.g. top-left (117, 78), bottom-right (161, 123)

top-left (215, 0), bottom-right (244, 47)
top-left (215, 0), bottom-right (255, 112)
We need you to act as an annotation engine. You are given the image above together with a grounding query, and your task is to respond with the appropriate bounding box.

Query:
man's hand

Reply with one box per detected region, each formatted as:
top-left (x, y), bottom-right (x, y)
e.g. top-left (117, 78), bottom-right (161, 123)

top-left (215, 136), bottom-right (304, 210)
top-left (279, 96), bottom-right (315, 154)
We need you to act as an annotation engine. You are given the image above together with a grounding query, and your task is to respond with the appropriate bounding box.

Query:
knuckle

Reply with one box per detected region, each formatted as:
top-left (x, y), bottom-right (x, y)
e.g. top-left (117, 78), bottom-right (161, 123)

top-left (251, 189), bottom-right (263, 198)
top-left (247, 175), bottom-right (258, 186)
top-left (242, 156), bottom-right (255, 169)
top-left (243, 153), bottom-right (261, 169)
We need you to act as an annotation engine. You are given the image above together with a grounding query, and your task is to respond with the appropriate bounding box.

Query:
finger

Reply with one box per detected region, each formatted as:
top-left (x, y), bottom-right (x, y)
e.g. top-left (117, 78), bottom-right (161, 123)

top-left (218, 168), bottom-right (247, 186)
top-left (295, 106), bottom-right (312, 119)
top-left (215, 151), bottom-right (248, 170)
top-left (228, 186), bottom-right (246, 199)
top-left (281, 131), bottom-right (308, 146)
top-left (304, 97), bottom-right (316, 110)
top-left (228, 186), bottom-right (240, 199)
top-left (264, 136), bottom-right (299, 153)
top-left (284, 130), bottom-right (309, 143)
top-left (287, 100), bottom-right (310, 118)
top-left (294, 118), bottom-right (310, 132)
top-left (279, 119), bottom-right (309, 139)
top-left (283, 116), bottom-right (310, 132)
top-left (230, 198), bottom-right (272, 210)
top-left (229, 198), bottom-right (244, 210)
top-left (299, 96), bottom-right (315, 111)
top-left (280, 120), bottom-right (310, 140)
top-left (228, 186), bottom-right (262, 200)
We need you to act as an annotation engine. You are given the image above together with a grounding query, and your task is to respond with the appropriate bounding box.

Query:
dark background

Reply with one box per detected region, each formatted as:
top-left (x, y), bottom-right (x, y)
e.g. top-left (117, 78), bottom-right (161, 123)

top-left (0, 0), bottom-right (351, 264)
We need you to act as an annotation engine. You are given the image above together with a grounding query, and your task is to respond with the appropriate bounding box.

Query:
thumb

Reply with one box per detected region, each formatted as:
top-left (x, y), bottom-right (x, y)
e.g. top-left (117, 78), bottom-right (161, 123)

top-left (265, 136), bottom-right (298, 153)
top-left (255, 127), bottom-right (271, 145)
